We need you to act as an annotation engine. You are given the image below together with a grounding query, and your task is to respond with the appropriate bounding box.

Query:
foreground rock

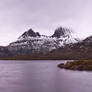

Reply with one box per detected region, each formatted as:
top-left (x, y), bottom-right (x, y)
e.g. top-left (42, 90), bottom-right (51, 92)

top-left (58, 60), bottom-right (92, 71)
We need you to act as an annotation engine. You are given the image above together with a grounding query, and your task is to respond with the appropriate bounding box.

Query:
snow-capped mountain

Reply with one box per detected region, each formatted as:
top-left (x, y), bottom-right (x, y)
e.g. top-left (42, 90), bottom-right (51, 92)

top-left (7, 27), bottom-right (78, 54)
top-left (0, 27), bottom-right (92, 60)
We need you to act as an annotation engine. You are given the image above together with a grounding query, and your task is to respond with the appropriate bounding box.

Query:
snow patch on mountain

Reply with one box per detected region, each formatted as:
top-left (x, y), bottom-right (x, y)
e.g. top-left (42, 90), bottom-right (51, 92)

top-left (8, 27), bottom-right (79, 53)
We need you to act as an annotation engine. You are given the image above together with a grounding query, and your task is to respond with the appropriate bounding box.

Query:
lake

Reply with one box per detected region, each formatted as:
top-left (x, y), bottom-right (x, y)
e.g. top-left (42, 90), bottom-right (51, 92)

top-left (0, 60), bottom-right (91, 92)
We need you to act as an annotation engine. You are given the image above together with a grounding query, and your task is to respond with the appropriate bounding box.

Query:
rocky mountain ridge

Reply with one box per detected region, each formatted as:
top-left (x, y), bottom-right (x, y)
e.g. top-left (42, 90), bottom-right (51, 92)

top-left (7, 27), bottom-right (78, 55)
top-left (0, 27), bottom-right (92, 60)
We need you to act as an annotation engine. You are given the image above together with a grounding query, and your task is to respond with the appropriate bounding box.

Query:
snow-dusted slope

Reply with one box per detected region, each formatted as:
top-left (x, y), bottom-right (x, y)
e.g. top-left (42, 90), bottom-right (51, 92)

top-left (52, 27), bottom-right (78, 45)
top-left (8, 27), bottom-right (79, 54)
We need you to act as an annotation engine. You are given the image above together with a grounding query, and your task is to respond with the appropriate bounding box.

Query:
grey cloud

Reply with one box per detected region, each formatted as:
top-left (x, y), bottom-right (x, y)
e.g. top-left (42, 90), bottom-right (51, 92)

top-left (0, 0), bottom-right (92, 45)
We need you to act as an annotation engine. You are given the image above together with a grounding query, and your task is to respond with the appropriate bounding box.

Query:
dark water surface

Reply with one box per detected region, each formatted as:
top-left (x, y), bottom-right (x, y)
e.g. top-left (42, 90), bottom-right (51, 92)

top-left (0, 60), bottom-right (91, 92)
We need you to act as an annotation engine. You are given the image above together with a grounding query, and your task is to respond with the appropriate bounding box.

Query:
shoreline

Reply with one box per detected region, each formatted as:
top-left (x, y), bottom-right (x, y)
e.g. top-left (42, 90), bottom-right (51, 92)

top-left (58, 60), bottom-right (92, 71)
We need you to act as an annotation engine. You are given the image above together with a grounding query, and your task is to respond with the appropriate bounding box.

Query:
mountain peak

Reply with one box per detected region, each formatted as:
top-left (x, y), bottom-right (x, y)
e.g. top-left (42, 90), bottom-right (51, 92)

top-left (18, 28), bottom-right (40, 40)
top-left (52, 27), bottom-right (72, 38)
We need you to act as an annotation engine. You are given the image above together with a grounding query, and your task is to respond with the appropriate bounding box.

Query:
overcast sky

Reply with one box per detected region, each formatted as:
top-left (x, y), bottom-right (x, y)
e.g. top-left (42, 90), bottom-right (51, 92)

top-left (0, 0), bottom-right (92, 45)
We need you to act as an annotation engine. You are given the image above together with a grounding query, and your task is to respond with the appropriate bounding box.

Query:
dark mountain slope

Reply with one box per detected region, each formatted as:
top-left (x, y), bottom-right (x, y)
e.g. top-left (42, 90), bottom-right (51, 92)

top-left (49, 37), bottom-right (92, 60)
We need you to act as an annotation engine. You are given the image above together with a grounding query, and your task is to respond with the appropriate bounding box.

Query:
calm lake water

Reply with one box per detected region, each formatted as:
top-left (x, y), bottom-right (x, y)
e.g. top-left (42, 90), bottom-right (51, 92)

top-left (0, 60), bottom-right (91, 92)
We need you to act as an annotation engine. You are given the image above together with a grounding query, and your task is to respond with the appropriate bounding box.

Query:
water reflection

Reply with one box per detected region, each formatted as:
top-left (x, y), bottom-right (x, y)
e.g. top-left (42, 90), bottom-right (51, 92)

top-left (0, 60), bottom-right (91, 92)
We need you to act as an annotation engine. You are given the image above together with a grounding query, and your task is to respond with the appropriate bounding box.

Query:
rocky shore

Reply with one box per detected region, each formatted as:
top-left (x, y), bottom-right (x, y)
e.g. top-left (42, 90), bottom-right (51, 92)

top-left (58, 60), bottom-right (92, 71)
